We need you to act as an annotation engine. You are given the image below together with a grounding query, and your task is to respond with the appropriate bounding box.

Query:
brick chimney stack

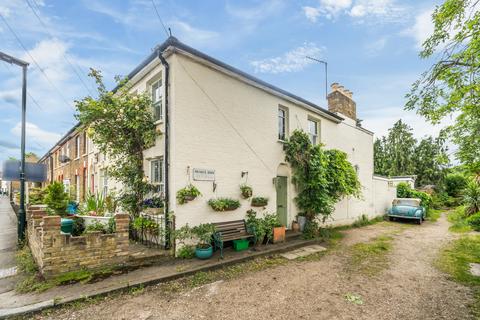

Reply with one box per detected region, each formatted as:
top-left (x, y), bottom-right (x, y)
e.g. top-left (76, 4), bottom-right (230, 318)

top-left (327, 82), bottom-right (356, 120)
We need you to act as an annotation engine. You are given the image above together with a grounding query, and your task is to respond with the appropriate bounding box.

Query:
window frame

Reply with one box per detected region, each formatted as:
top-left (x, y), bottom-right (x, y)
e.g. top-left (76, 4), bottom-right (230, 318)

top-left (151, 78), bottom-right (163, 122)
top-left (278, 106), bottom-right (288, 141)
top-left (307, 117), bottom-right (320, 145)
top-left (150, 157), bottom-right (164, 194)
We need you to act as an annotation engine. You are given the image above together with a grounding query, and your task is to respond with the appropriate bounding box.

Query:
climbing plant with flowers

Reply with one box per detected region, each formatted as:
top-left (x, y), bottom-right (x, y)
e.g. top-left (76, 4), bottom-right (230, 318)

top-left (76, 69), bottom-right (159, 216)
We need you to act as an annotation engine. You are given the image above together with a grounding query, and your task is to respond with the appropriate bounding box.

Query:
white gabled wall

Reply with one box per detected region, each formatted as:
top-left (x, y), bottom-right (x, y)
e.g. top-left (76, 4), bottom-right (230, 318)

top-left (169, 53), bottom-right (381, 228)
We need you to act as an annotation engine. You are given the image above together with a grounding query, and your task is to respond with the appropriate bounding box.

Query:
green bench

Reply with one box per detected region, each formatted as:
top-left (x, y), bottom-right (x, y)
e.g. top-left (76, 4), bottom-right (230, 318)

top-left (212, 220), bottom-right (256, 258)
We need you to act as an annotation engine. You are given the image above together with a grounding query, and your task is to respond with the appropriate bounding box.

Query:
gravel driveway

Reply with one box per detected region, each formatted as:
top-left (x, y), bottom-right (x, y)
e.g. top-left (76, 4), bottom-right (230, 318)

top-left (37, 214), bottom-right (474, 320)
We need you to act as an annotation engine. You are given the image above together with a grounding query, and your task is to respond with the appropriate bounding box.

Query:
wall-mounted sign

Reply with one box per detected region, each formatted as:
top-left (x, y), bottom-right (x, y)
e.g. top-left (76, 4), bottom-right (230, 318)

top-left (193, 168), bottom-right (215, 181)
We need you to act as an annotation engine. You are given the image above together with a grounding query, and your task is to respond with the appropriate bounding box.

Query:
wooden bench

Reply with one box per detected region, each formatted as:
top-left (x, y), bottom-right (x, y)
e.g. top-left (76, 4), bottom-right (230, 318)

top-left (212, 220), bottom-right (256, 258)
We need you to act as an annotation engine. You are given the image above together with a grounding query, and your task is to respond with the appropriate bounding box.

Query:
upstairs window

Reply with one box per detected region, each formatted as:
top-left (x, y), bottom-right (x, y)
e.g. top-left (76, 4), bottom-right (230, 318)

top-left (82, 131), bottom-right (87, 155)
top-left (308, 119), bottom-right (319, 145)
top-left (151, 79), bottom-right (163, 121)
top-left (278, 107), bottom-right (288, 141)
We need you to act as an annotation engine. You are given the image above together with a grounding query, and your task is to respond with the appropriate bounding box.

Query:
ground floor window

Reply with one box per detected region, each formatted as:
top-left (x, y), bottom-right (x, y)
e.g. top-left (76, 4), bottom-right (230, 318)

top-left (150, 157), bottom-right (164, 195)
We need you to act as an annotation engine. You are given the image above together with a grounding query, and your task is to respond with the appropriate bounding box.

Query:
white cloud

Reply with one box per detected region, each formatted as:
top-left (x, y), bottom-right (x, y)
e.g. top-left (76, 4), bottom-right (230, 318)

top-left (302, 0), bottom-right (407, 23)
top-left (169, 21), bottom-right (220, 47)
top-left (302, 6), bottom-right (321, 23)
top-left (401, 9), bottom-right (434, 49)
top-left (250, 43), bottom-right (324, 74)
top-left (11, 122), bottom-right (61, 147)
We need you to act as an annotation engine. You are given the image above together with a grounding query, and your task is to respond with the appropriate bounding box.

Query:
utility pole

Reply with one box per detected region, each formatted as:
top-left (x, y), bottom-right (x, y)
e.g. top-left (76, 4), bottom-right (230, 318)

top-left (306, 56), bottom-right (328, 100)
top-left (0, 51), bottom-right (29, 243)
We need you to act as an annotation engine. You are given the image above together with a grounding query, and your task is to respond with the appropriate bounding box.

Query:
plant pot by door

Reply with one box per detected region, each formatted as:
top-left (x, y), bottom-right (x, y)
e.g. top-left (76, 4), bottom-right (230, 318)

top-left (291, 221), bottom-right (300, 232)
top-left (273, 226), bottom-right (286, 243)
top-left (297, 216), bottom-right (307, 232)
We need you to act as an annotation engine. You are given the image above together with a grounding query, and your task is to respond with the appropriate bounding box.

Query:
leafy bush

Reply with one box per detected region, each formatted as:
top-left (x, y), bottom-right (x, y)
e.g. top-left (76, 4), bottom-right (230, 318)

top-left (448, 206), bottom-right (472, 233)
top-left (467, 213), bottom-right (480, 231)
top-left (107, 216), bottom-right (116, 233)
top-left (245, 209), bottom-right (266, 242)
top-left (105, 193), bottom-right (118, 213)
top-left (177, 245), bottom-right (195, 259)
top-left (28, 187), bottom-right (46, 205)
top-left (303, 220), bottom-right (320, 239)
top-left (132, 216), bottom-right (159, 234)
top-left (44, 182), bottom-right (69, 215)
top-left (176, 184), bottom-right (201, 204)
top-left (396, 182), bottom-right (432, 212)
top-left (262, 212), bottom-right (282, 243)
top-left (208, 198), bottom-right (241, 211)
top-left (71, 217), bottom-right (85, 236)
top-left (191, 223), bottom-right (216, 249)
top-left (251, 196), bottom-right (268, 207)
top-left (464, 181), bottom-right (480, 216)
top-left (284, 130), bottom-right (361, 222)
top-left (445, 173), bottom-right (468, 197)
top-left (84, 221), bottom-right (107, 234)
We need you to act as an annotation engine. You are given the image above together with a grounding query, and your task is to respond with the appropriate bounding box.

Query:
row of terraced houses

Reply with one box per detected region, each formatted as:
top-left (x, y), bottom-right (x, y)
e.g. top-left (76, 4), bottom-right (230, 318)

top-left (38, 36), bottom-right (413, 234)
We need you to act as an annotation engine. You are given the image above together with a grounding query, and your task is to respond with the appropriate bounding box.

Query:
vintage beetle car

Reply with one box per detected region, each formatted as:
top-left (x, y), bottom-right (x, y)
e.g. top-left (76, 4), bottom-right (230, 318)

top-left (387, 198), bottom-right (425, 224)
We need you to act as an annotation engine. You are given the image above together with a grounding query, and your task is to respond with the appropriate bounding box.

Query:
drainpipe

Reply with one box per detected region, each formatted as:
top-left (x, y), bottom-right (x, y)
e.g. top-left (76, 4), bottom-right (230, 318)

top-left (49, 153), bottom-right (54, 183)
top-left (158, 50), bottom-right (171, 250)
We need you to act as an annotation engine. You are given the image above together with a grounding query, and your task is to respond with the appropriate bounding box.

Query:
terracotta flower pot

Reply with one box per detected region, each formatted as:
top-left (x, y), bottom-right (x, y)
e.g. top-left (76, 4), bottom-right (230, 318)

top-left (291, 221), bottom-right (300, 232)
top-left (273, 226), bottom-right (286, 243)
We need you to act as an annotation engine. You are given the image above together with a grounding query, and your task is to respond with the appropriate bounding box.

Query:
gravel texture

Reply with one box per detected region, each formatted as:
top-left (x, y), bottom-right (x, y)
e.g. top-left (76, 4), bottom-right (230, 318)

top-left (37, 214), bottom-right (473, 320)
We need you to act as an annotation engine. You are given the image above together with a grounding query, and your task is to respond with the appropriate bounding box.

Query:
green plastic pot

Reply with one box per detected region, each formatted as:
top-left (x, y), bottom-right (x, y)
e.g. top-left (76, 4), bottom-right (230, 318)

top-left (233, 239), bottom-right (249, 251)
top-left (61, 218), bottom-right (73, 234)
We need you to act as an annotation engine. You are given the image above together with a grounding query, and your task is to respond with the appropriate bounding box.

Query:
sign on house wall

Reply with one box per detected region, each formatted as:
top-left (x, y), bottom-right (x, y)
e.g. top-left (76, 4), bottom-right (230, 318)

top-left (193, 168), bottom-right (215, 181)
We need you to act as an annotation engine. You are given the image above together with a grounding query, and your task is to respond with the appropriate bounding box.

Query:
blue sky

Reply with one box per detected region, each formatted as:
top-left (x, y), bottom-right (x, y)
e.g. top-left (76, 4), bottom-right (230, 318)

top-left (0, 0), bottom-right (449, 163)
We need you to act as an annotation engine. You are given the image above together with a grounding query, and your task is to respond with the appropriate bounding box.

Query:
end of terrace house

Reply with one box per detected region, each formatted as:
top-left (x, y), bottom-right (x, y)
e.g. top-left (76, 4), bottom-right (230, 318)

top-left (38, 36), bottom-right (412, 237)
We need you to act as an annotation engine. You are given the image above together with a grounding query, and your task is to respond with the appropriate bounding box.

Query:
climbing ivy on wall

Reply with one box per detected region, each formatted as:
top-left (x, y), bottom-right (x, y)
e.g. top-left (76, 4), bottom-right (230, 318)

top-left (284, 130), bottom-right (361, 222)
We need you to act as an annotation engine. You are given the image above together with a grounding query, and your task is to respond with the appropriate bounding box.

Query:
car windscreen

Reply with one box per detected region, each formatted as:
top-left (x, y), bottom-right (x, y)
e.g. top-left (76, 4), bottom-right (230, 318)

top-left (395, 199), bottom-right (420, 206)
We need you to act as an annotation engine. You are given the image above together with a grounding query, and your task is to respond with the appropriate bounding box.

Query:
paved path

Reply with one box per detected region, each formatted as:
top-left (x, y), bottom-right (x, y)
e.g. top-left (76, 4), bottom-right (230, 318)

top-left (39, 214), bottom-right (474, 320)
top-left (0, 196), bottom-right (18, 294)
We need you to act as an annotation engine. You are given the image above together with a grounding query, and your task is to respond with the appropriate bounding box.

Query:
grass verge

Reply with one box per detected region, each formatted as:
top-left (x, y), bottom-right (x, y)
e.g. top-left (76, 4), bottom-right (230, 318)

top-left (448, 206), bottom-right (472, 233)
top-left (346, 235), bottom-right (394, 277)
top-left (437, 235), bottom-right (480, 317)
top-left (427, 209), bottom-right (442, 222)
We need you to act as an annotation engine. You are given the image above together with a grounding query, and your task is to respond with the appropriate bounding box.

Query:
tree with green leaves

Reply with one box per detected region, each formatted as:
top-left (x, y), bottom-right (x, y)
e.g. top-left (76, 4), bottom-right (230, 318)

top-left (373, 120), bottom-right (417, 177)
top-left (405, 0), bottom-right (480, 176)
top-left (284, 130), bottom-right (361, 222)
top-left (75, 69), bottom-right (159, 217)
top-left (374, 120), bottom-right (449, 187)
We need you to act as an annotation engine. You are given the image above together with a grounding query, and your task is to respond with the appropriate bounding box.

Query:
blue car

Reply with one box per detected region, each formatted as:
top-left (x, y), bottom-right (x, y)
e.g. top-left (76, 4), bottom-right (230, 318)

top-left (387, 198), bottom-right (425, 224)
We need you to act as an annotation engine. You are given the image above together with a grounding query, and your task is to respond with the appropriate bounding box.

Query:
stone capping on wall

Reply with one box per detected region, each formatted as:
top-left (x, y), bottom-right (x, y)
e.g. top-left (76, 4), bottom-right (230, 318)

top-left (27, 205), bottom-right (130, 278)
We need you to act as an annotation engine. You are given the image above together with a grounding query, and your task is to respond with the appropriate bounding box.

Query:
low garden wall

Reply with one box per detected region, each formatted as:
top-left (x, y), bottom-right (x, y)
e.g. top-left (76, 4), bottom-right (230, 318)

top-left (27, 205), bottom-right (130, 278)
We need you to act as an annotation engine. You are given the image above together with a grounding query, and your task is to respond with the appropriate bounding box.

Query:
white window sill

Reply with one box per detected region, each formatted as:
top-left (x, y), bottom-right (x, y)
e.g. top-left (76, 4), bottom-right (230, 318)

top-left (277, 139), bottom-right (287, 144)
top-left (154, 120), bottom-right (164, 125)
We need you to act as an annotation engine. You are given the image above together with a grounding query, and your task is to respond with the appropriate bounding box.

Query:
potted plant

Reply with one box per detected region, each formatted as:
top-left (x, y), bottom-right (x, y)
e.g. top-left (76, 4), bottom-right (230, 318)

top-left (240, 184), bottom-right (253, 199)
top-left (176, 184), bottom-right (201, 204)
top-left (77, 192), bottom-right (111, 227)
top-left (262, 212), bottom-right (283, 244)
top-left (208, 198), bottom-right (241, 211)
top-left (142, 195), bottom-right (164, 215)
top-left (273, 224), bottom-right (286, 243)
top-left (251, 196), bottom-right (268, 207)
top-left (191, 223), bottom-right (216, 259)
top-left (291, 220), bottom-right (300, 232)
top-left (245, 209), bottom-right (266, 246)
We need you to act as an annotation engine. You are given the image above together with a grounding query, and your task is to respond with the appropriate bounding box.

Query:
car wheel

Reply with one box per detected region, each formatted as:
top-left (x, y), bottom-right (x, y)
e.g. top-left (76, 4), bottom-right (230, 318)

top-left (417, 218), bottom-right (422, 225)
top-left (389, 216), bottom-right (394, 221)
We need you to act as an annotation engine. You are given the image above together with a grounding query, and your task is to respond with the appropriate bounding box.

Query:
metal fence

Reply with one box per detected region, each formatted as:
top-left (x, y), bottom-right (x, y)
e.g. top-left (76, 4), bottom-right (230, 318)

top-left (129, 212), bottom-right (166, 248)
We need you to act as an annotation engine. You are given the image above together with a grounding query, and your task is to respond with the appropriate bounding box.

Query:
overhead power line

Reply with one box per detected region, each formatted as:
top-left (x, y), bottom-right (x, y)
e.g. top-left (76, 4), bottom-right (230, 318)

top-left (151, 0), bottom-right (170, 38)
top-left (0, 13), bottom-right (75, 110)
top-left (24, 0), bottom-right (95, 96)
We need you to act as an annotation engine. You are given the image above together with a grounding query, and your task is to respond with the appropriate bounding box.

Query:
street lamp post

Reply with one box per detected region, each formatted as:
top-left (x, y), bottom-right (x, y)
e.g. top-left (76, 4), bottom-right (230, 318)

top-left (306, 56), bottom-right (328, 100)
top-left (0, 51), bottom-right (29, 243)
